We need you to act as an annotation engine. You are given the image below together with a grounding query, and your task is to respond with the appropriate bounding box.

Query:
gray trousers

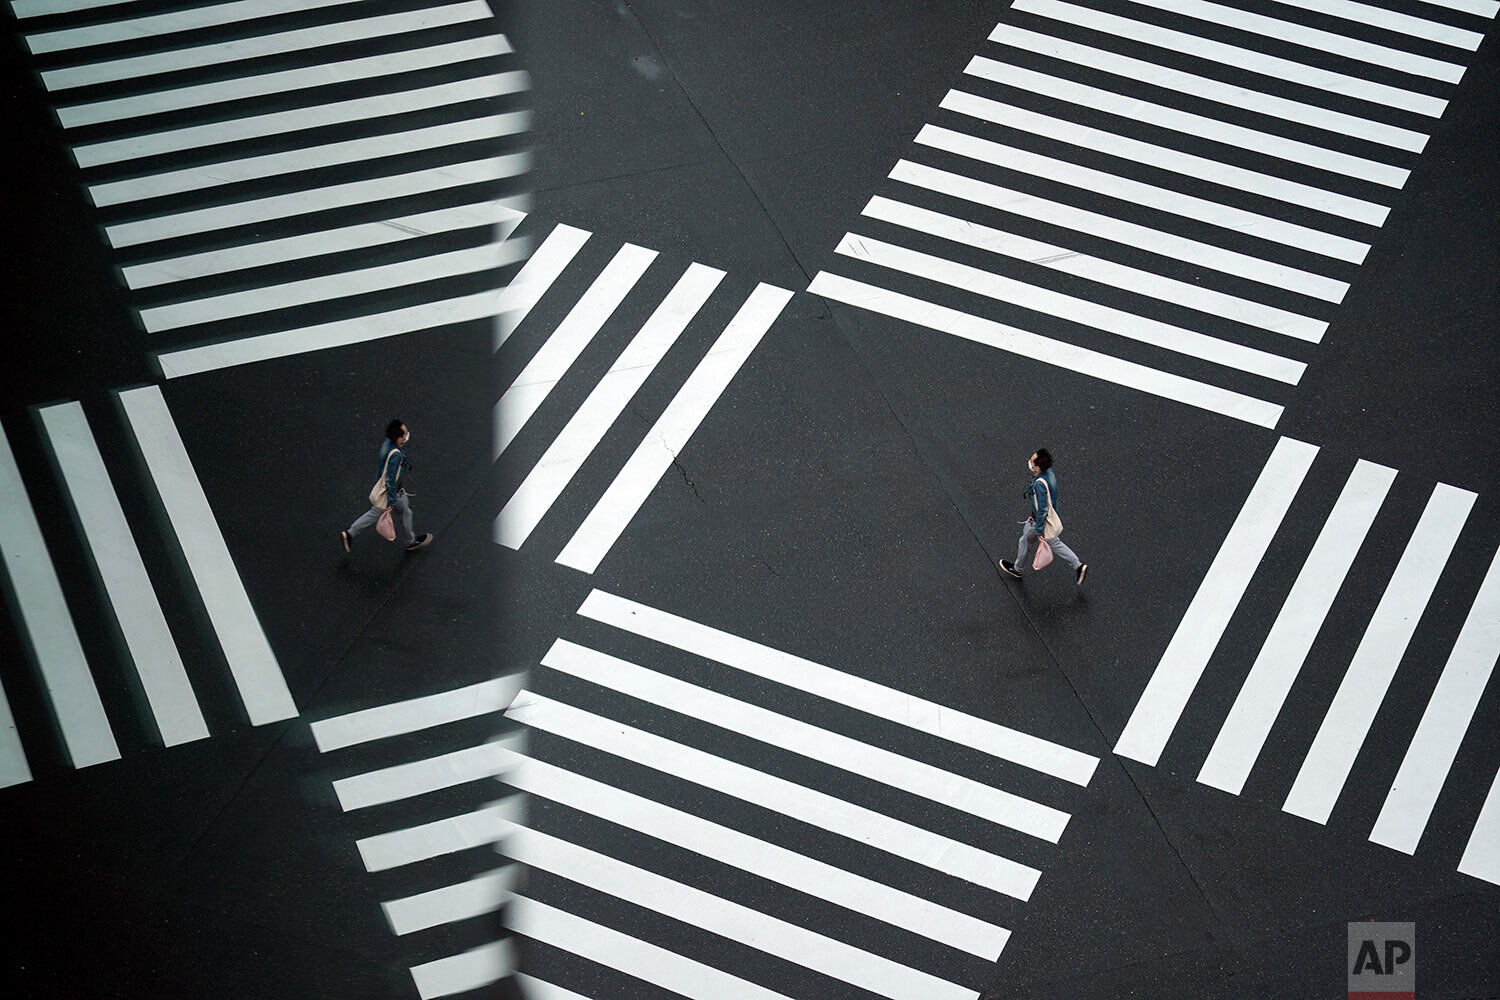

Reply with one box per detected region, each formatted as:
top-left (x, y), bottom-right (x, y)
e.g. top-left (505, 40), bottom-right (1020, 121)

top-left (1016, 520), bottom-right (1081, 572)
top-left (349, 491), bottom-right (415, 545)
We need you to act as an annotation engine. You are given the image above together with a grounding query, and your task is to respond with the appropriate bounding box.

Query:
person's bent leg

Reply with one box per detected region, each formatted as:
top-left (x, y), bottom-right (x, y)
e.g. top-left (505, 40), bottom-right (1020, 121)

top-left (1016, 529), bottom-right (1037, 569)
top-left (1050, 537), bottom-right (1082, 570)
top-left (348, 506), bottom-right (382, 537)
top-left (394, 493), bottom-right (416, 545)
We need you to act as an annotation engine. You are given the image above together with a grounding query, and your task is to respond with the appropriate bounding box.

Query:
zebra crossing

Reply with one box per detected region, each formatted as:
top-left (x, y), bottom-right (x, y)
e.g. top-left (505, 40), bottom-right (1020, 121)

top-left (310, 673), bottom-right (526, 999)
top-left (10, 0), bottom-right (529, 380)
top-left (0, 385), bottom-right (295, 789)
top-left (492, 222), bottom-right (795, 575)
top-left (1115, 437), bottom-right (1500, 883)
top-left (502, 589), bottom-right (1100, 999)
top-left (808, 0), bottom-right (1498, 429)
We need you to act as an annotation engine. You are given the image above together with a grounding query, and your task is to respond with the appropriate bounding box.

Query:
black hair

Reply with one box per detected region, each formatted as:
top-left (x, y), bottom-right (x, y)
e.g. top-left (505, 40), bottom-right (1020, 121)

top-left (1033, 448), bottom-right (1053, 471)
top-left (385, 419), bottom-right (406, 442)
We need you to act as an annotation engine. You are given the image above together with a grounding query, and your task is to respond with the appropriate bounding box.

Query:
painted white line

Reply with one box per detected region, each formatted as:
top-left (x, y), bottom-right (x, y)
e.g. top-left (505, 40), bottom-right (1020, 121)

top-left (506, 691), bottom-right (1043, 900)
top-left (90, 112), bottom-right (529, 207)
top-left (809, 272), bottom-right (1283, 429)
top-left (0, 674), bottom-right (28, 789)
top-left (986, 24), bottom-right (1427, 154)
top-left (25, 0), bottom-right (365, 54)
top-left (916, 122), bottom-right (1368, 262)
top-left (139, 239), bottom-right (529, 333)
top-left (76, 72), bottom-right (529, 168)
top-left (1285, 483), bottom-right (1477, 824)
top-left (1459, 767), bottom-right (1500, 887)
top-left (1122, 0), bottom-right (1465, 82)
top-left (56, 35), bottom-right (513, 129)
top-left (158, 281), bottom-right (527, 378)
top-left (105, 154), bottom-right (529, 248)
top-left (497, 263), bottom-right (724, 548)
top-left (492, 222), bottom-right (593, 349)
top-left (543, 638), bottom-right (1071, 842)
top-left (356, 797), bottom-right (521, 872)
top-left (39, 2), bottom-right (493, 91)
top-left (12, 0), bottom-right (136, 18)
top-left (505, 824), bottom-right (981, 1000)
top-left (117, 387), bottom-right (296, 725)
top-left (967, 53), bottom-right (1411, 187)
top-left (837, 232), bottom-right (1303, 384)
top-left (1267, 0), bottom-right (1485, 49)
top-left (556, 283), bottom-right (793, 573)
top-left (1008, 0), bottom-right (1446, 118)
top-left (892, 159), bottom-right (1349, 303)
top-left (510, 973), bottom-right (594, 1000)
top-left (507, 895), bottom-right (795, 1000)
top-left (124, 200), bottom-right (525, 290)
top-left (1198, 460), bottom-right (1395, 794)
top-left (580, 589), bottom-right (1100, 785)
top-left (311, 675), bottom-right (522, 752)
top-left (501, 749), bottom-right (1010, 960)
top-left (495, 242), bottom-right (657, 457)
top-left (864, 195), bottom-right (1326, 341)
top-left (38, 402), bottom-right (208, 747)
top-left (332, 733), bottom-right (522, 811)
top-left (1413, 0), bottom-right (1499, 18)
top-left (1115, 437), bottom-right (1319, 766)
top-left (940, 89), bottom-right (1389, 226)
top-left (1371, 545), bottom-right (1500, 853)
top-left (0, 420), bottom-right (118, 768)
top-left (382, 866), bottom-right (516, 936)
top-left (409, 940), bottom-right (514, 1000)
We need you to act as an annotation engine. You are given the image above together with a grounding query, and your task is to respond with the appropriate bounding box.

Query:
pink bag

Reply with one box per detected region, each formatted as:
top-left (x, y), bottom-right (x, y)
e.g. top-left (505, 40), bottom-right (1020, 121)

top-left (376, 508), bottom-right (396, 541)
top-left (1032, 537), bottom-right (1054, 570)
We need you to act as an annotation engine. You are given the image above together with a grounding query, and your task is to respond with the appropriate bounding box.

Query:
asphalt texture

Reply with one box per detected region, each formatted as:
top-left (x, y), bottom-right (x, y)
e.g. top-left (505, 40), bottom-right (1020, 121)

top-left (2, 1), bottom-right (1499, 998)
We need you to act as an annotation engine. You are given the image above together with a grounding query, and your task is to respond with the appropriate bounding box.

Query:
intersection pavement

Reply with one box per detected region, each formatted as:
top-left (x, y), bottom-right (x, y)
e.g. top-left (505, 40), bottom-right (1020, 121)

top-left (2, 0), bottom-right (1499, 998)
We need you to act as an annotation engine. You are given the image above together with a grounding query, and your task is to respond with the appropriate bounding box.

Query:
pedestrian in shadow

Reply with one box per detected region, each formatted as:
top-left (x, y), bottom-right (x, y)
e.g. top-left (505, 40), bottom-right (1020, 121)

top-left (341, 418), bottom-right (433, 553)
top-left (1000, 448), bottom-right (1087, 585)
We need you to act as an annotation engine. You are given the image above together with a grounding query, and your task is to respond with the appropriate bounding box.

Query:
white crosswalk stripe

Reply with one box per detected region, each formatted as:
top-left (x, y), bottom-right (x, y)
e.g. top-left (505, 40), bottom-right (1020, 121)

top-left (13, 0), bottom-right (530, 378)
top-left (499, 590), bottom-right (1100, 997)
top-left (492, 226), bottom-right (793, 574)
top-left (810, 0), bottom-right (1497, 429)
top-left (1116, 437), bottom-right (1500, 887)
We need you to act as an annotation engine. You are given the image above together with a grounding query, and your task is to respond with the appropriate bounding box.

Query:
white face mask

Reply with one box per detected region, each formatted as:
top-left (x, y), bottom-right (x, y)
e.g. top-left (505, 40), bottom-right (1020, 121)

top-left (1027, 462), bottom-right (1036, 474)
top-left (401, 432), bottom-right (411, 446)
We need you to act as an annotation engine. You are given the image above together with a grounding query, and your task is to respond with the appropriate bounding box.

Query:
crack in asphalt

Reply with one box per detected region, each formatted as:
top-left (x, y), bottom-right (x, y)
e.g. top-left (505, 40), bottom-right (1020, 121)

top-left (671, 454), bottom-right (706, 504)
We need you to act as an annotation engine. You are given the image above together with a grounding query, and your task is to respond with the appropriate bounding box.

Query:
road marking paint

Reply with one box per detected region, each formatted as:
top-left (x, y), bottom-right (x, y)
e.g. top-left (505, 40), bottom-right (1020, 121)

top-left (55, 35), bottom-right (513, 128)
top-left (356, 797), bottom-right (522, 872)
top-left (837, 232), bottom-right (1304, 384)
top-left (0, 675), bottom-right (27, 789)
top-left (1372, 545), bottom-right (1500, 853)
top-left (1198, 459), bottom-right (1395, 794)
top-left (409, 940), bottom-right (514, 1000)
top-left (580, 589), bottom-right (1100, 784)
top-left (140, 239), bottom-right (528, 333)
top-left (492, 222), bottom-right (593, 349)
top-left (1008, 0), bottom-right (1446, 118)
top-left (504, 824), bottom-right (981, 1000)
top-left (506, 895), bottom-right (796, 1000)
top-left (382, 866), bottom-right (516, 936)
top-left (495, 243), bottom-right (658, 457)
top-left (1266, 0), bottom-right (1485, 49)
top-left (543, 638), bottom-right (1071, 841)
top-left (24, 0), bottom-right (364, 54)
top-left (940, 90), bottom-right (1388, 225)
top-left (105, 154), bottom-right (529, 248)
top-left (500, 749), bottom-right (1011, 960)
top-left (39, 2), bottom-right (494, 91)
top-left (13, 0), bottom-right (138, 18)
top-left (1459, 767), bottom-right (1500, 887)
top-left (809, 272), bottom-right (1283, 428)
top-left (509, 973), bottom-right (594, 1000)
top-left (0, 421), bottom-right (119, 768)
top-left (556, 283), bottom-right (792, 573)
top-left (118, 386), bottom-right (296, 725)
top-left (986, 24), bottom-right (1427, 154)
top-left (864, 195), bottom-right (1327, 341)
top-left (1116, 437), bottom-right (1319, 765)
top-left (497, 263), bottom-right (723, 547)
top-left (1285, 483), bottom-right (1477, 824)
top-left (892, 159), bottom-right (1350, 302)
top-left (332, 733), bottom-right (523, 811)
top-left (1411, 0), bottom-right (1499, 18)
top-left (506, 691), bottom-right (1043, 900)
top-left (312, 675), bottom-right (522, 752)
top-left (38, 402), bottom-right (208, 747)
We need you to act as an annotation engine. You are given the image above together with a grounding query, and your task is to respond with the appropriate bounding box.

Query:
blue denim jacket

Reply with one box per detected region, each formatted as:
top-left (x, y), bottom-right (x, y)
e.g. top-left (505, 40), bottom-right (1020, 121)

top-left (1023, 469), bottom-right (1059, 537)
top-left (377, 441), bottom-right (406, 498)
